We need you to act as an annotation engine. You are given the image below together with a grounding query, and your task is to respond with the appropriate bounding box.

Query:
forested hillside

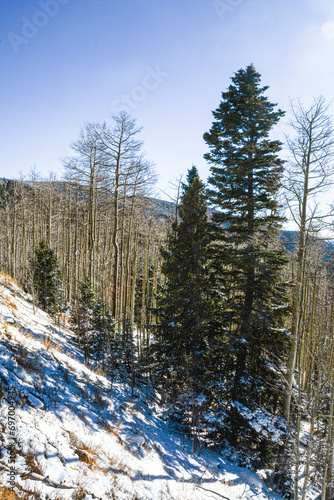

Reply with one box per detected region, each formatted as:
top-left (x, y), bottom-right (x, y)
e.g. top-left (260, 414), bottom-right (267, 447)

top-left (0, 272), bottom-right (288, 500)
top-left (1, 65), bottom-right (334, 499)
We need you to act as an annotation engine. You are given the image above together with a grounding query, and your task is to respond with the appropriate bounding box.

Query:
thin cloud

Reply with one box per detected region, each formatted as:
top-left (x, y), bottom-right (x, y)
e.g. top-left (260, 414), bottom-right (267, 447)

top-left (321, 20), bottom-right (334, 40)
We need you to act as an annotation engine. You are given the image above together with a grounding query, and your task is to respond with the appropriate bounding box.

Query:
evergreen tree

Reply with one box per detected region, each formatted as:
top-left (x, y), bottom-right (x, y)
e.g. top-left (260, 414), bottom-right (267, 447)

top-left (70, 278), bottom-right (96, 363)
top-left (203, 65), bottom-right (289, 464)
top-left (91, 299), bottom-right (115, 374)
top-left (30, 241), bottom-right (63, 316)
top-left (154, 167), bottom-right (214, 431)
top-left (71, 279), bottom-right (116, 371)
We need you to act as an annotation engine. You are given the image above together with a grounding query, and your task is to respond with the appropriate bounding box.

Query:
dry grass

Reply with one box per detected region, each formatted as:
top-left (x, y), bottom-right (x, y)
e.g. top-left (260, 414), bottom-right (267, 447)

top-left (0, 272), bottom-right (19, 287)
top-left (93, 367), bottom-right (105, 376)
top-left (3, 319), bottom-right (15, 328)
top-left (108, 454), bottom-right (132, 476)
top-left (4, 485), bottom-right (45, 500)
top-left (0, 487), bottom-right (20, 500)
top-left (1, 323), bottom-right (12, 339)
top-left (68, 432), bottom-right (100, 470)
top-left (71, 488), bottom-right (86, 500)
top-left (16, 325), bottom-right (34, 341)
top-left (104, 423), bottom-right (119, 436)
top-left (74, 447), bottom-right (98, 469)
top-left (0, 485), bottom-right (44, 500)
top-left (69, 433), bottom-right (131, 476)
top-left (25, 449), bottom-right (43, 476)
top-left (40, 336), bottom-right (63, 353)
top-left (104, 422), bottom-right (123, 444)
top-left (3, 296), bottom-right (18, 311)
top-left (40, 337), bottom-right (53, 350)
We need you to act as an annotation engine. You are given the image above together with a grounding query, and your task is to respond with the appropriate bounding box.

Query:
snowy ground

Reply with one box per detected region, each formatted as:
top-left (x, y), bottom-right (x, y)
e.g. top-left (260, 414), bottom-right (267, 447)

top-left (0, 272), bottom-right (287, 499)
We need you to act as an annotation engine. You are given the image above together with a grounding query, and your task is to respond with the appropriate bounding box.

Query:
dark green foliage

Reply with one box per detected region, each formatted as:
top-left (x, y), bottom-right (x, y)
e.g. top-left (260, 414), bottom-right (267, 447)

top-left (154, 167), bottom-right (215, 428)
top-left (70, 278), bottom-right (96, 363)
top-left (203, 65), bottom-right (289, 464)
top-left (91, 300), bottom-right (115, 374)
top-left (30, 241), bottom-right (63, 316)
top-left (70, 278), bottom-right (115, 370)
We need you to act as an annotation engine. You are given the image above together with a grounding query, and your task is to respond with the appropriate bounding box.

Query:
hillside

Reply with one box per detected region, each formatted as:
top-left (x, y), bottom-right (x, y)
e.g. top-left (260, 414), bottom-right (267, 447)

top-left (0, 273), bottom-right (288, 500)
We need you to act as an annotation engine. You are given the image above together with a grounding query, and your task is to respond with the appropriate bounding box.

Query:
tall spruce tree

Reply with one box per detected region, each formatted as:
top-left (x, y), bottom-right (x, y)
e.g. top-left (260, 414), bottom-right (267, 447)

top-left (30, 241), bottom-right (63, 316)
top-left (155, 167), bottom-right (214, 424)
top-left (204, 65), bottom-right (289, 464)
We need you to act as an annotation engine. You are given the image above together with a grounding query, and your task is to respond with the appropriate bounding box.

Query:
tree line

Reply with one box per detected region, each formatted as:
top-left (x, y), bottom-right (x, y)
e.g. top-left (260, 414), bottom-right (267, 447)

top-left (1, 64), bottom-right (334, 498)
top-left (0, 112), bottom-right (168, 384)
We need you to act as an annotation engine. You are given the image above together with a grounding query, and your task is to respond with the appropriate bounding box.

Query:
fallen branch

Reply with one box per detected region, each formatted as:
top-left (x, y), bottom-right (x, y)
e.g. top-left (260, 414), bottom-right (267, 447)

top-left (0, 461), bottom-right (72, 490)
top-left (196, 484), bottom-right (230, 499)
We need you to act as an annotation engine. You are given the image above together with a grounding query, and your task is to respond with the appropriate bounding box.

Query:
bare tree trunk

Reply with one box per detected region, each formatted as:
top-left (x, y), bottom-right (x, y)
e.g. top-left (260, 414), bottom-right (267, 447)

top-left (322, 378), bottom-right (334, 500)
top-left (284, 97), bottom-right (334, 423)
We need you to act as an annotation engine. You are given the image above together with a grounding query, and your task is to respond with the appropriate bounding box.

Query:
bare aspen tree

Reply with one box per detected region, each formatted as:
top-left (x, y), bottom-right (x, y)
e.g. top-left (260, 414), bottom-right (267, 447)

top-left (63, 122), bottom-right (107, 286)
top-left (0, 113), bottom-right (164, 389)
top-left (96, 113), bottom-right (143, 329)
top-left (121, 155), bottom-right (156, 331)
top-left (0, 179), bottom-right (12, 275)
top-left (284, 96), bottom-right (334, 423)
top-left (45, 173), bottom-right (57, 248)
top-left (17, 176), bottom-right (29, 281)
top-left (130, 227), bottom-right (139, 332)
top-left (64, 177), bottom-right (73, 301)
top-left (286, 242), bottom-right (334, 499)
top-left (29, 166), bottom-right (40, 252)
top-left (322, 373), bottom-right (334, 500)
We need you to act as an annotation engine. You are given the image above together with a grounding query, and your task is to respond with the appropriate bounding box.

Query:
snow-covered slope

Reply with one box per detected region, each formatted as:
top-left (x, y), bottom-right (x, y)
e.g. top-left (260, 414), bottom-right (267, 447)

top-left (0, 273), bottom-right (285, 500)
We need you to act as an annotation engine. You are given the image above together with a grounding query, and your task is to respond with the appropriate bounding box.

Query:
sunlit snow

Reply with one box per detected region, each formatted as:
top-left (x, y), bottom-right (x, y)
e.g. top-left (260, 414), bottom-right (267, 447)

top-left (0, 273), bottom-right (289, 499)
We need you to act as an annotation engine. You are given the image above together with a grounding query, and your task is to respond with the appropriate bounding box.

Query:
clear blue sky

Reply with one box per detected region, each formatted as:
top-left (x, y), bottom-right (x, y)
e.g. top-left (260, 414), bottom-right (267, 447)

top-left (1, 0), bottom-right (334, 199)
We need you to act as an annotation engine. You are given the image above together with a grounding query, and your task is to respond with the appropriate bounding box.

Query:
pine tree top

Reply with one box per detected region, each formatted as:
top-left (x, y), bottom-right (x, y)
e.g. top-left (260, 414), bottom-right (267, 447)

top-left (204, 64), bottom-right (285, 232)
top-left (204, 64), bottom-right (285, 162)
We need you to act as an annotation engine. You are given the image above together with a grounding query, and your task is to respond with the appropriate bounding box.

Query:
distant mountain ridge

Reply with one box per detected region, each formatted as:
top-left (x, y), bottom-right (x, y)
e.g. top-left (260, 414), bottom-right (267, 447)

top-left (1, 177), bottom-right (333, 259)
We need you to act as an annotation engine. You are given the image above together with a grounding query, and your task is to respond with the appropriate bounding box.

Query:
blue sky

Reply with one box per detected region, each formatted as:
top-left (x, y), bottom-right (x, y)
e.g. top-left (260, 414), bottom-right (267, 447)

top-left (1, 0), bottom-right (334, 199)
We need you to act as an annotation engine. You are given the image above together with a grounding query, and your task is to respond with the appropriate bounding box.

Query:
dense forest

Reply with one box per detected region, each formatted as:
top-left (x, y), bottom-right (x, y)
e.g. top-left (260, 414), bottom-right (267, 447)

top-left (1, 64), bottom-right (334, 499)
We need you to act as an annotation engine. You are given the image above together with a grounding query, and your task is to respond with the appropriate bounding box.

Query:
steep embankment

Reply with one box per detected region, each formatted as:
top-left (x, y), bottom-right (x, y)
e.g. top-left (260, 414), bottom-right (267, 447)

top-left (0, 273), bottom-right (284, 500)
